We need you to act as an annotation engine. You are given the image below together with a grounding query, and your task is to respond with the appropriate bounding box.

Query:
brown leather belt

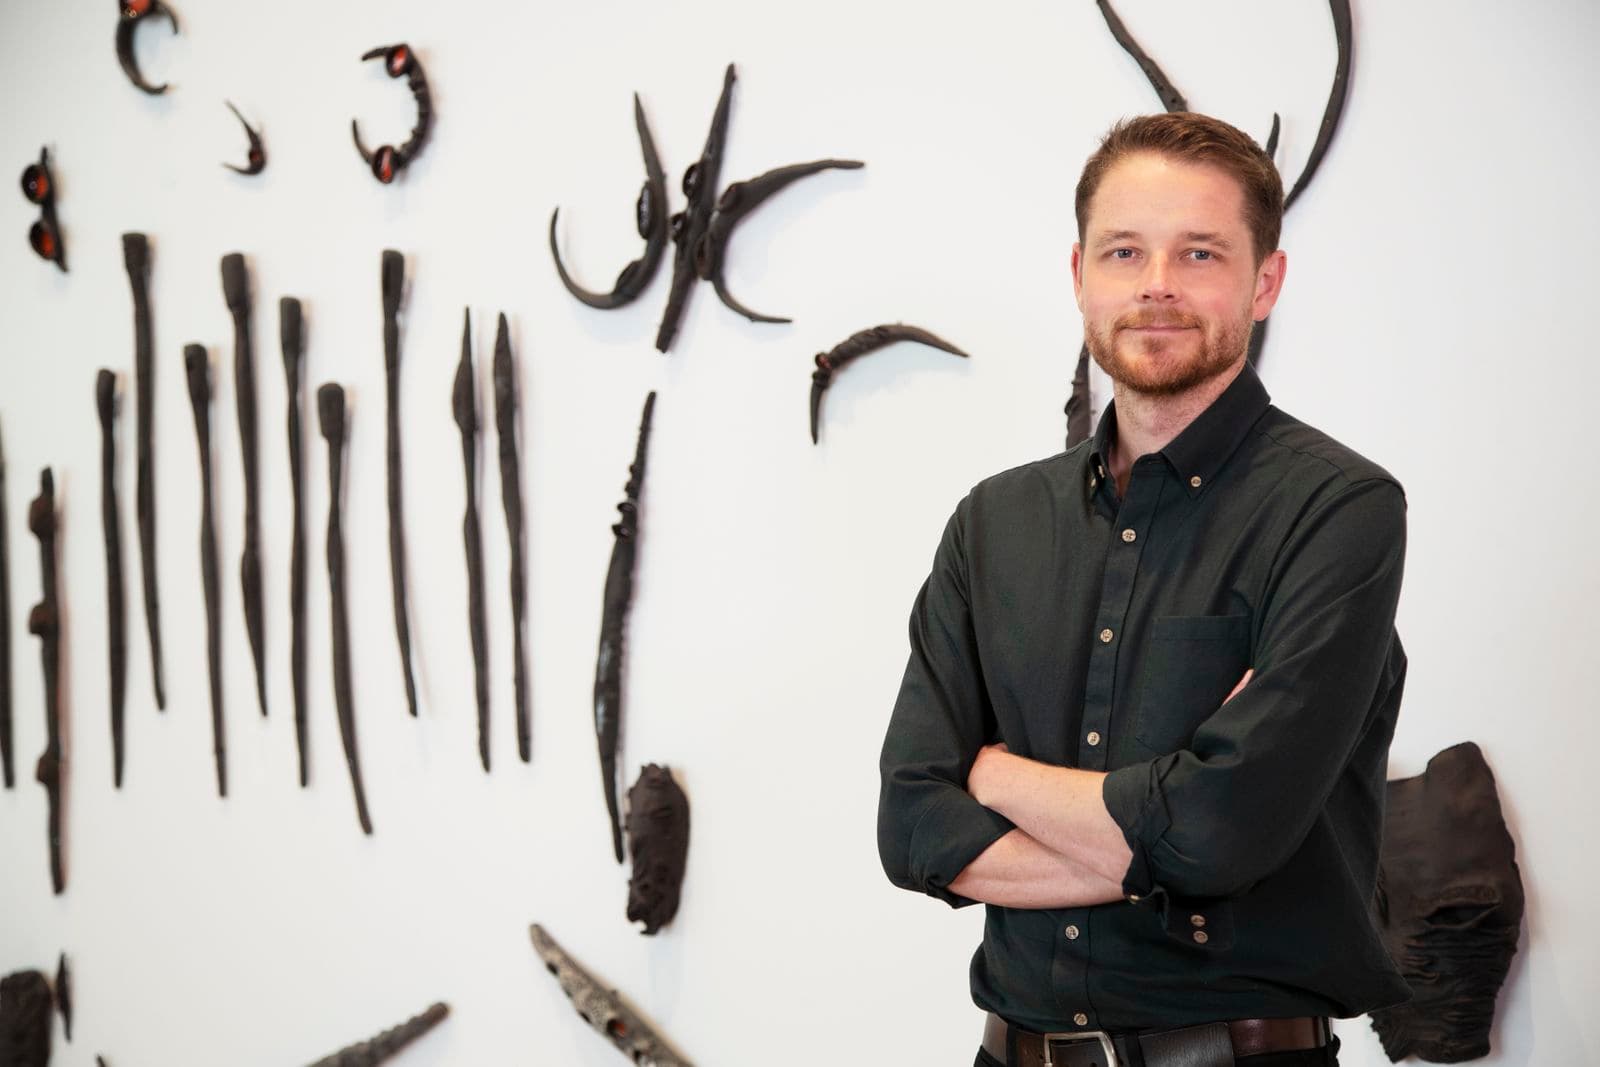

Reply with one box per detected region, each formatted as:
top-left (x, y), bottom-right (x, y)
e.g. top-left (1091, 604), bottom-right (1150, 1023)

top-left (983, 1012), bottom-right (1331, 1067)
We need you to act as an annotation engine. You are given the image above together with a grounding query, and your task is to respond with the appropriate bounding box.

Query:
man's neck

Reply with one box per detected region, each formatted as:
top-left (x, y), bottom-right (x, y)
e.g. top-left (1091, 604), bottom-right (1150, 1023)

top-left (1106, 359), bottom-right (1246, 494)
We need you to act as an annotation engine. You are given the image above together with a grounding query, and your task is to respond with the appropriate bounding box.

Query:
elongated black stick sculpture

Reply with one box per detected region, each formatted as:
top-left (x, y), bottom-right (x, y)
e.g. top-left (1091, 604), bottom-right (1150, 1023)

top-left (116, 0), bottom-right (178, 95)
top-left (491, 314), bottom-right (531, 763)
top-left (1285, 0), bottom-right (1352, 211)
top-left (54, 954), bottom-right (71, 1043)
top-left (694, 158), bottom-right (864, 324)
top-left (626, 764), bottom-right (689, 935)
top-left (124, 233), bottom-right (165, 709)
top-left (221, 253), bottom-right (268, 718)
top-left (29, 469), bottom-right (65, 894)
top-left (549, 94), bottom-right (669, 310)
top-left (185, 346), bottom-right (226, 799)
top-left (0, 417), bottom-right (12, 790)
top-left (380, 250), bottom-right (419, 718)
top-left (222, 101), bottom-right (265, 176)
top-left (530, 924), bottom-right (694, 1066)
top-left (307, 1002), bottom-right (450, 1067)
top-left (809, 324), bottom-right (970, 444)
top-left (655, 65), bottom-right (736, 353)
top-left (0, 969), bottom-right (52, 1067)
top-left (1095, 0), bottom-right (1187, 112)
top-left (97, 371), bottom-right (128, 788)
top-left (319, 384), bottom-right (373, 835)
top-left (595, 392), bottom-right (656, 862)
top-left (352, 44), bottom-right (433, 184)
top-left (453, 310), bottom-right (491, 772)
top-left (282, 298), bottom-right (309, 786)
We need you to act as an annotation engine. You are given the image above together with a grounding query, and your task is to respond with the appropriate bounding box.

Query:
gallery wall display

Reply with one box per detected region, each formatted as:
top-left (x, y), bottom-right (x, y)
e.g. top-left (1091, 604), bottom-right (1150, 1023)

top-left (116, 0), bottom-right (179, 95)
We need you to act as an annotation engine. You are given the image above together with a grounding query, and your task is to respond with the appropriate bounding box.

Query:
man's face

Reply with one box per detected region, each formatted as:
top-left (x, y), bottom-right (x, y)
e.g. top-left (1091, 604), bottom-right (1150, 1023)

top-left (1072, 152), bottom-right (1286, 398)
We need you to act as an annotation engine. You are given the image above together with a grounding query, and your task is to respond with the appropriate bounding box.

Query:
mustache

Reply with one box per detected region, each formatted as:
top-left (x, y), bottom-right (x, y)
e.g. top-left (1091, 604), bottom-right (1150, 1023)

top-left (1115, 311), bottom-right (1201, 330)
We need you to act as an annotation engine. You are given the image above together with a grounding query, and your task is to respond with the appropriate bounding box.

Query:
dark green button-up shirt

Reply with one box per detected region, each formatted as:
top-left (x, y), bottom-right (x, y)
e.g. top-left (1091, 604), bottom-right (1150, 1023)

top-left (877, 364), bottom-right (1412, 1032)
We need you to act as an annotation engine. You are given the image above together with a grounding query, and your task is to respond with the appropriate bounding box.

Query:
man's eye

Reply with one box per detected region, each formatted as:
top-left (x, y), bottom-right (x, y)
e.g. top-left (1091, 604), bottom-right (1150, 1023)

top-left (1190, 249), bottom-right (1213, 261)
top-left (1111, 248), bottom-right (1135, 259)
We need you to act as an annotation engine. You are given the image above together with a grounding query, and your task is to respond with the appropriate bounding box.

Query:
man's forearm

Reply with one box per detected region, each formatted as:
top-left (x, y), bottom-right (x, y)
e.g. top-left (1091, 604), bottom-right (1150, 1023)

top-left (969, 748), bottom-right (1134, 886)
top-left (949, 828), bottom-right (1126, 908)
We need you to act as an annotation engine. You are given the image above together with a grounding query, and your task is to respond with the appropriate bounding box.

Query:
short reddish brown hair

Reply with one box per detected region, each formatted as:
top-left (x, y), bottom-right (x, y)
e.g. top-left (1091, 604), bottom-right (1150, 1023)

top-left (1075, 112), bottom-right (1284, 265)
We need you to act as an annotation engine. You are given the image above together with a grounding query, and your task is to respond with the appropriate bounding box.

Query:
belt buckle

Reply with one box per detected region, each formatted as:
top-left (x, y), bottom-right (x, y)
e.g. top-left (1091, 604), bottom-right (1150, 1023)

top-left (1040, 1030), bottom-right (1118, 1067)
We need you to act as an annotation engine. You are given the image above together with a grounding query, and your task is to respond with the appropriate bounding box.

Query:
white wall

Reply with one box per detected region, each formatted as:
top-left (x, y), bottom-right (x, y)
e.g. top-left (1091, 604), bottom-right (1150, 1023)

top-left (1, 1), bottom-right (1595, 1063)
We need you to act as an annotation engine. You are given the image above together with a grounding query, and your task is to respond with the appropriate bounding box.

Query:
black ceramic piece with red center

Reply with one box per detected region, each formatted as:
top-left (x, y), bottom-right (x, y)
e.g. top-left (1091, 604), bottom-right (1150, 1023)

top-left (116, 0), bottom-right (179, 95)
top-left (19, 148), bottom-right (65, 272)
top-left (352, 42), bottom-right (433, 185)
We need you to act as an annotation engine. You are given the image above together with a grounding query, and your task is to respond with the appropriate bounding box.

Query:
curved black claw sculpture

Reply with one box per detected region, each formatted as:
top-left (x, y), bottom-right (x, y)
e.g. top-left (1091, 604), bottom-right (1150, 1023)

top-left (96, 371), bottom-right (128, 789)
top-left (352, 44), bottom-right (433, 184)
top-left (809, 324), bottom-right (969, 445)
top-left (184, 346), bottom-right (226, 799)
top-left (222, 101), bottom-right (265, 176)
top-left (694, 158), bottom-right (864, 325)
top-left (116, 0), bottom-right (179, 95)
top-left (656, 64), bottom-right (736, 353)
top-left (21, 148), bottom-right (67, 272)
top-left (549, 94), bottom-right (669, 310)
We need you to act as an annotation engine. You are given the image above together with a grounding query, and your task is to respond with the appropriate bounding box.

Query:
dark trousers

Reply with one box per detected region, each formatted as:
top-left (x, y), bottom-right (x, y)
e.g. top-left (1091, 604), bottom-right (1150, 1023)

top-left (974, 1034), bottom-right (1341, 1067)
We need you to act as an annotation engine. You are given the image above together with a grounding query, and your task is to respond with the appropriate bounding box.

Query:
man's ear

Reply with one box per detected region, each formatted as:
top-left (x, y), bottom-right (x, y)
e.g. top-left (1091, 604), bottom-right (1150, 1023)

top-left (1252, 250), bottom-right (1288, 322)
top-left (1071, 242), bottom-right (1085, 310)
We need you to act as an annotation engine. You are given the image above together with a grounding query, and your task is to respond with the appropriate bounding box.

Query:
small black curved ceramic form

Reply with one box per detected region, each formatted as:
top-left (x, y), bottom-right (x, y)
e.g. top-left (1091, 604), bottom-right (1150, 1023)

top-left (595, 392), bottom-right (656, 863)
top-left (452, 310), bottom-right (490, 773)
top-left (626, 764), bottom-right (689, 935)
top-left (116, 0), bottom-right (178, 95)
top-left (549, 94), bottom-right (669, 310)
top-left (656, 65), bottom-right (736, 353)
top-left (0, 418), bottom-right (13, 790)
top-left (28, 469), bottom-right (65, 894)
top-left (221, 254), bottom-right (268, 719)
top-left (123, 233), bottom-right (166, 709)
top-left (21, 148), bottom-right (66, 272)
top-left (54, 954), bottom-right (71, 1043)
top-left (319, 383), bottom-right (373, 835)
top-left (306, 1002), bottom-right (449, 1067)
top-left (491, 314), bottom-right (531, 763)
top-left (222, 101), bottom-right (265, 176)
top-left (281, 298), bottom-right (309, 786)
top-left (809, 324), bottom-right (969, 445)
top-left (530, 925), bottom-right (694, 1067)
top-left (96, 372), bottom-right (128, 788)
top-left (352, 44), bottom-right (433, 184)
top-left (693, 158), bottom-right (864, 324)
top-left (380, 251), bottom-right (419, 717)
top-left (184, 346), bottom-right (226, 799)
top-left (0, 969), bottom-right (52, 1067)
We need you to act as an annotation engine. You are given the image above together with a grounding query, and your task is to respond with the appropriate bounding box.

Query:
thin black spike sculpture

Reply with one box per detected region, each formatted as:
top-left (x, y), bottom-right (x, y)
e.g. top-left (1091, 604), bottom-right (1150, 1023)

top-left (54, 954), bottom-right (71, 1043)
top-left (453, 310), bottom-right (491, 772)
top-left (0, 417), bottom-right (12, 789)
top-left (221, 253), bottom-right (268, 718)
top-left (491, 314), bottom-right (531, 763)
top-left (307, 1002), bottom-right (449, 1067)
top-left (123, 233), bottom-right (165, 708)
top-left (319, 384), bottom-right (373, 835)
top-left (97, 371), bottom-right (128, 787)
top-left (1095, 0), bottom-right (1188, 111)
top-left (594, 392), bottom-right (656, 862)
top-left (282, 298), bottom-right (310, 786)
top-left (185, 346), bottom-right (226, 798)
top-left (380, 251), bottom-right (419, 718)
top-left (655, 65), bottom-right (736, 352)
top-left (29, 469), bottom-right (65, 893)
top-left (808, 324), bottom-right (970, 444)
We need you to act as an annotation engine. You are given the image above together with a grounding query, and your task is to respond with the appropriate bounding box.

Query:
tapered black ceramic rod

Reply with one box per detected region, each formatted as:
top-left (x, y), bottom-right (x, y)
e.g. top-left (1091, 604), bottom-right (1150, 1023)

top-left (1285, 0), bottom-right (1352, 211)
top-left (1063, 343), bottom-right (1093, 448)
top-left (222, 101), bottom-right (265, 176)
top-left (453, 310), bottom-right (491, 772)
top-left (491, 314), bottom-right (530, 763)
top-left (123, 233), bottom-right (165, 709)
top-left (185, 346), bottom-right (226, 799)
top-left (116, 0), bottom-right (179, 95)
top-left (549, 94), bottom-right (669, 310)
top-left (306, 1002), bottom-right (449, 1067)
top-left (594, 392), bottom-right (656, 862)
top-left (1095, 0), bottom-right (1187, 112)
top-left (0, 417), bottom-right (12, 789)
top-left (55, 953), bottom-right (71, 1043)
top-left (28, 468), bottom-right (65, 894)
top-left (655, 64), bottom-right (736, 353)
top-left (96, 371), bottom-right (129, 788)
top-left (221, 254), bottom-right (268, 718)
top-left (809, 325), bottom-right (970, 445)
top-left (282, 298), bottom-right (309, 786)
top-left (530, 924), bottom-right (694, 1066)
top-left (695, 158), bottom-right (865, 325)
top-left (380, 250), bottom-right (419, 717)
top-left (319, 384), bottom-right (373, 835)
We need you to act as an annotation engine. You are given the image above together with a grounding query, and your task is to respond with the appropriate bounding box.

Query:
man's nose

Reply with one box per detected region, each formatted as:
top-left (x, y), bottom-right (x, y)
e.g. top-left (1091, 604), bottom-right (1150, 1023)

top-left (1138, 255), bottom-right (1179, 302)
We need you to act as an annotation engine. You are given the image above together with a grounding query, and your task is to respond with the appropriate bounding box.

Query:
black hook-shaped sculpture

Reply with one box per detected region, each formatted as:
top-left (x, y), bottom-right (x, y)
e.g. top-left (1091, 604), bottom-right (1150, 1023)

top-left (453, 310), bottom-right (491, 773)
top-left (307, 1002), bottom-right (449, 1067)
top-left (0, 969), bottom-right (52, 1067)
top-left (626, 764), bottom-right (690, 936)
top-left (123, 233), bottom-right (166, 709)
top-left (380, 251), bottom-right (419, 717)
top-left (595, 392), bottom-right (656, 862)
top-left (21, 148), bottom-right (66, 272)
top-left (549, 94), bottom-right (669, 310)
top-left (491, 314), bottom-right (531, 763)
top-left (184, 346), bottom-right (226, 799)
top-left (221, 254), bottom-right (268, 719)
top-left (222, 101), bottom-right (265, 176)
top-left (352, 44), bottom-right (433, 184)
top-left (655, 65), bottom-right (736, 352)
top-left (0, 418), bottom-right (12, 790)
top-left (29, 469), bottom-right (66, 894)
top-left (54, 954), bottom-right (71, 1044)
top-left (115, 0), bottom-right (178, 95)
top-left (96, 371), bottom-right (128, 788)
top-left (319, 383), bottom-right (373, 835)
top-left (809, 324), bottom-right (970, 444)
top-left (282, 298), bottom-right (309, 787)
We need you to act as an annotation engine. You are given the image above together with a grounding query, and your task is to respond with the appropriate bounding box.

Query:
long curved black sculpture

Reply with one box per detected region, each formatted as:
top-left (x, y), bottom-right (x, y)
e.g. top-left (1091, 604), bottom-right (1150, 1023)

top-left (491, 314), bottom-right (531, 763)
top-left (0, 417), bottom-right (12, 790)
top-left (808, 324), bottom-right (970, 445)
top-left (29, 469), bottom-right (65, 894)
top-left (123, 233), bottom-right (165, 709)
top-left (380, 250), bottom-right (419, 718)
top-left (352, 44), bottom-right (433, 184)
top-left (96, 371), bottom-right (128, 788)
top-left (223, 101), bottom-right (265, 176)
top-left (116, 0), bottom-right (178, 95)
top-left (452, 310), bottom-right (490, 773)
top-left (307, 1002), bottom-right (449, 1067)
top-left (282, 298), bottom-right (310, 786)
top-left (221, 253), bottom-right (268, 719)
top-left (185, 346), bottom-right (226, 799)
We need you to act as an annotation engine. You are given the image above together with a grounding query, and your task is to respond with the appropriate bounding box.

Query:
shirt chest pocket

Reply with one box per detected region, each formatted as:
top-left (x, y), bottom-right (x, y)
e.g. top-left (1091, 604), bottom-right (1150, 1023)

top-left (1130, 614), bottom-right (1252, 756)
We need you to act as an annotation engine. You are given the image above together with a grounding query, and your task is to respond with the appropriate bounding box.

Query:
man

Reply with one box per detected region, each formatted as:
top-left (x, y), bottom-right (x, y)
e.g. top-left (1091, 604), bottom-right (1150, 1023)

top-left (877, 112), bottom-right (1410, 1067)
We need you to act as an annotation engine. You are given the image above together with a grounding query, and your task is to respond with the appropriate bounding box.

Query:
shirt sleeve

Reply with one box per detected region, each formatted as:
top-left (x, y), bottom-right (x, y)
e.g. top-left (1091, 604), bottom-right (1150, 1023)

top-left (878, 499), bottom-right (1015, 907)
top-left (1102, 477), bottom-right (1407, 902)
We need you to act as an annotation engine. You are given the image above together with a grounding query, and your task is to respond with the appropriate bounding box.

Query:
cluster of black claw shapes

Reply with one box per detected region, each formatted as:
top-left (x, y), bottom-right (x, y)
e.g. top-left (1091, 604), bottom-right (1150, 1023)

top-left (20, 148), bottom-right (65, 271)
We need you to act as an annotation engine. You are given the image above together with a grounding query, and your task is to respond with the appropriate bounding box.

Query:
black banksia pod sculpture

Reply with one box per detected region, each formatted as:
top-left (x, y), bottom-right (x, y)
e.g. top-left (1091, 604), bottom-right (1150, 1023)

top-left (626, 764), bottom-right (690, 935)
top-left (0, 969), bottom-right (52, 1067)
top-left (306, 1002), bottom-right (449, 1067)
top-left (96, 371), bottom-right (129, 787)
top-left (29, 469), bottom-right (66, 894)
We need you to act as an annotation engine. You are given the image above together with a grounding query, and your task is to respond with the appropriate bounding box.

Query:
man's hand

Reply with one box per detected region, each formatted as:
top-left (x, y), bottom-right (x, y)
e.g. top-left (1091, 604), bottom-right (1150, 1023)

top-left (1226, 668), bottom-right (1254, 703)
top-left (967, 741), bottom-right (1010, 808)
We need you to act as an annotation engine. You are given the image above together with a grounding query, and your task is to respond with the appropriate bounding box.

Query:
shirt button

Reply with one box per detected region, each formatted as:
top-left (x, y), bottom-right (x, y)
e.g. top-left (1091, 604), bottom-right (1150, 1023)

top-left (1127, 894), bottom-right (1141, 903)
top-left (1190, 475), bottom-right (1203, 488)
top-left (1190, 914), bottom-right (1206, 928)
top-left (1074, 1013), bottom-right (1090, 1027)
top-left (1099, 628), bottom-right (1114, 643)
top-left (1193, 930), bottom-right (1210, 945)
top-left (1065, 925), bottom-right (1080, 940)
top-left (1121, 528), bottom-right (1137, 543)
top-left (1085, 731), bottom-right (1101, 747)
